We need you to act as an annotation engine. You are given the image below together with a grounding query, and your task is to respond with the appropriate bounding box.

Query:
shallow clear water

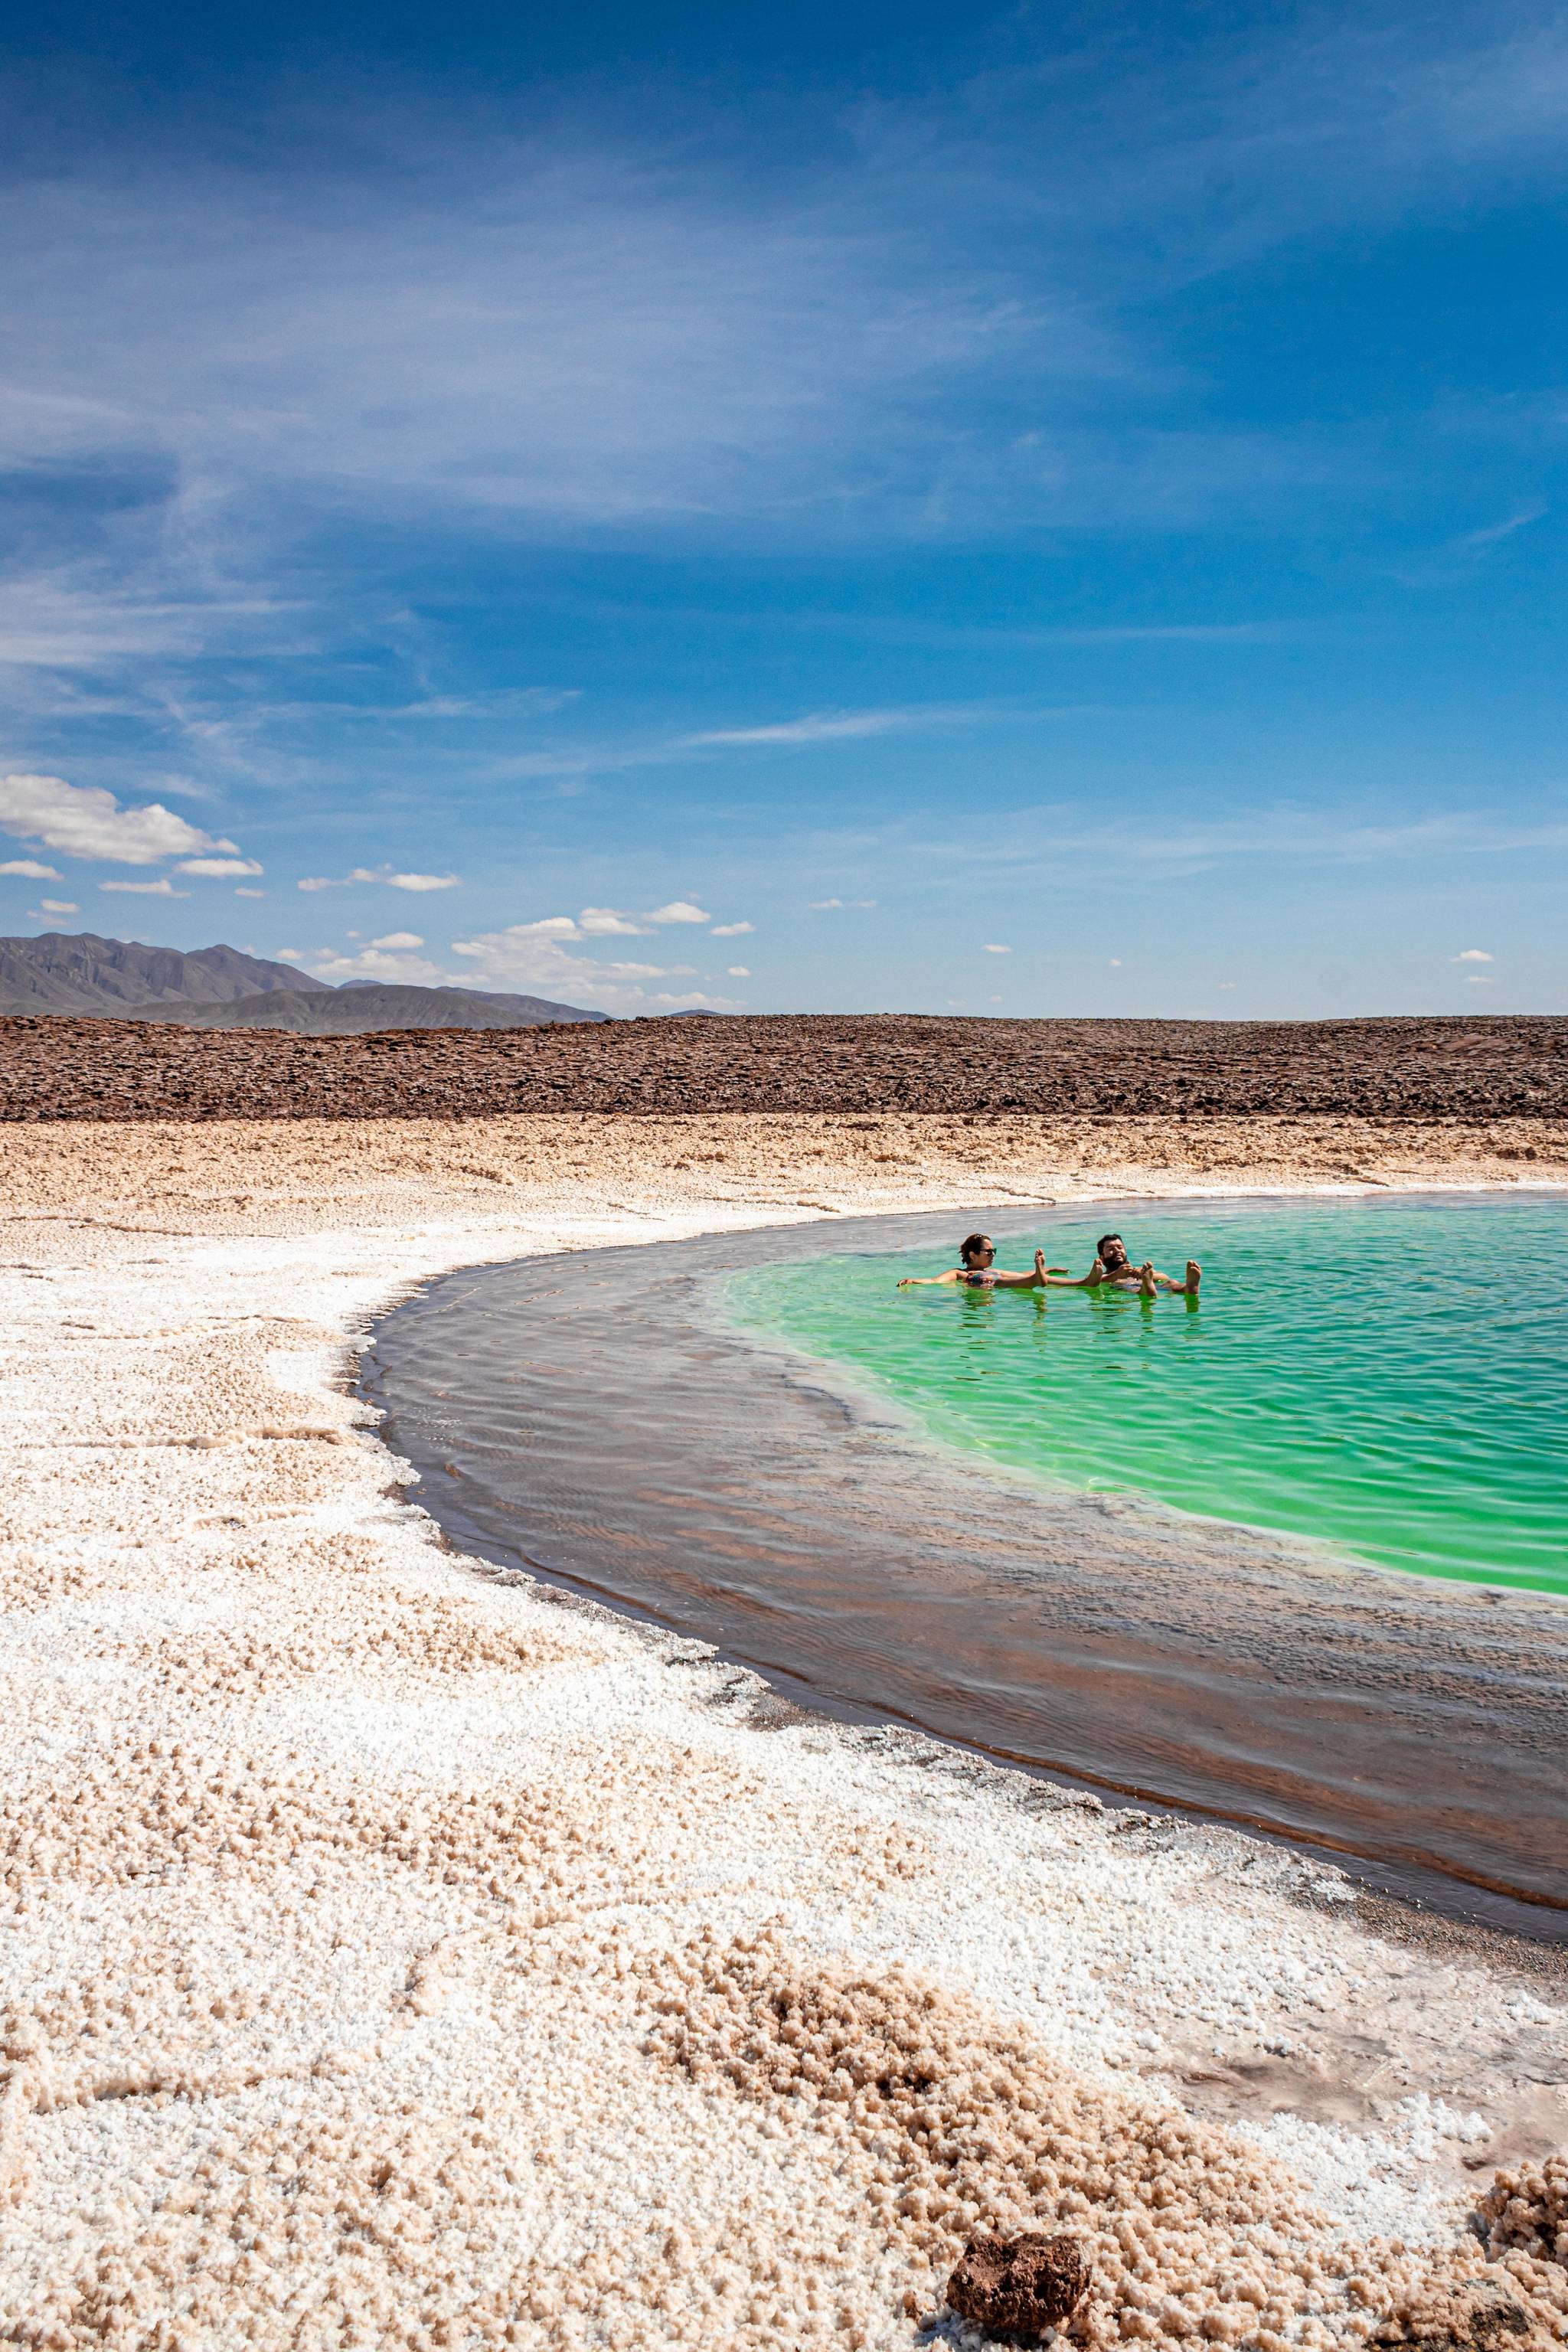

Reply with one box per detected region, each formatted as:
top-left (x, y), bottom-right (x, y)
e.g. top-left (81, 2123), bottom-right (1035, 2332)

top-left (727, 1197), bottom-right (1568, 1596)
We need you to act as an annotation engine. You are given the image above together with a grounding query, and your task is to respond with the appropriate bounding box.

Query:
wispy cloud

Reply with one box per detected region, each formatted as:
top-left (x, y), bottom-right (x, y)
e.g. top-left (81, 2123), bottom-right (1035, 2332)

top-left (100, 877), bottom-right (189, 897)
top-left (298, 867), bottom-right (461, 892)
top-left (921, 804), bottom-right (1568, 872)
top-left (683, 702), bottom-right (1034, 749)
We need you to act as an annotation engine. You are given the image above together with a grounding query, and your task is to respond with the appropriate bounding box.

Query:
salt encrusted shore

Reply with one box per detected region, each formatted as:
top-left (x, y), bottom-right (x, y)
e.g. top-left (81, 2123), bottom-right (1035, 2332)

top-left (1, 1113), bottom-right (1564, 2352)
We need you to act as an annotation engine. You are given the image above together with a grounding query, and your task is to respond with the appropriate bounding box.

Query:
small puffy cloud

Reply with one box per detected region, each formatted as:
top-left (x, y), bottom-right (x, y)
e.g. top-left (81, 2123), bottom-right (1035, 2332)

top-left (368, 931), bottom-right (424, 950)
top-left (0, 773), bottom-right (240, 866)
top-left (577, 907), bottom-right (648, 936)
top-left (0, 858), bottom-right (62, 879)
top-left (726, 965), bottom-right (751, 977)
top-left (988, 994), bottom-right (1002, 1003)
top-left (983, 942), bottom-right (1011, 955)
top-left (811, 897), bottom-right (876, 910)
top-left (234, 887), bottom-right (266, 898)
top-left (1108, 957), bottom-right (1122, 968)
top-left (1218, 982), bottom-right (1236, 991)
top-left (277, 949), bottom-right (305, 961)
top-left (39, 899), bottom-right (79, 914)
top-left (1466, 975), bottom-right (1493, 985)
top-left (100, 877), bottom-right (190, 897)
top-left (177, 856), bottom-right (264, 878)
top-left (647, 900), bottom-right (708, 925)
top-left (710, 920), bottom-right (754, 936)
top-left (1453, 948), bottom-right (1493, 962)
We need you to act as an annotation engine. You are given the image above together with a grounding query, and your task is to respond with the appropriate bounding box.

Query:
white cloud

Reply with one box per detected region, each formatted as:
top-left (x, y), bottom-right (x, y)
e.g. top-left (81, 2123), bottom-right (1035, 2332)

top-left (810, 898), bottom-right (844, 909)
top-left (451, 923), bottom-right (720, 1012)
top-left (1109, 957), bottom-right (1123, 967)
top-left (0, 858), bottom-right (61, 879)
top-left (577, 907), bottom-right (649, 936)
top-left (177, 856), bottom-right (264, 877)
top-left (726, 965), bottom-right (751, 977)
top-left (983, 942), bottom-right (1012, 955)
top-left (1466, 974), bottom-right (1494, 985)
top-left (298, 867), bottom-right (461, 893)
top-left (0, 773), bottom-right (240, 866)
top-left (304, 946), bottom-right (449, 985)
top-left (39, 899), bottom-right (78, 914)
top-left (646, 901), bottom-right (710, 924)
top-left (100, 877), bottom-right (190, 897)
top-left (368, 931), bottom-right (424, 950)
top-left (1454, 947), bottom-right (1494, 962)
top-left (684, 701), bottom-right (1035, 750)
top-left (710, 920), bottom-right (754, 936)
top-left (234, 887), bottom-right (266, 897)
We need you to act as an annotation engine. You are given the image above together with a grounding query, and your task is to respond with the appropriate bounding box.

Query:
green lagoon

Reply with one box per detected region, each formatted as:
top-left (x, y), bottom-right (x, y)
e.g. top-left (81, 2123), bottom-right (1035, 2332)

top-left (726, 1196), bottom-right (1568, 1596)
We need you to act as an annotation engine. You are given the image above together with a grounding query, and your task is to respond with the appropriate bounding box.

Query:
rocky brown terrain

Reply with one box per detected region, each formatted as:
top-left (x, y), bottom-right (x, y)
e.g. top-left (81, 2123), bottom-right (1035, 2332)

top-left (1, 1011), bottom-right (1565, 1120)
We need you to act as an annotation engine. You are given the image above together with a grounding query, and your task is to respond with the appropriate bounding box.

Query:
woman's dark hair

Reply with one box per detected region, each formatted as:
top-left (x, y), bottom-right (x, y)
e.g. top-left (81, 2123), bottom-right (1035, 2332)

top-left (959, 1233), bottom-right (994, 1264)
top-left (1096, 1233), bottom-right (1125, 1255)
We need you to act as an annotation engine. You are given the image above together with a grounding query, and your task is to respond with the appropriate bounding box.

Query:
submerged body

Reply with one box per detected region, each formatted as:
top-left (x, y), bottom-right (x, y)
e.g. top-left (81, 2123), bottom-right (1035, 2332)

top-left (900, 1231), bottom-right (1200, 1298)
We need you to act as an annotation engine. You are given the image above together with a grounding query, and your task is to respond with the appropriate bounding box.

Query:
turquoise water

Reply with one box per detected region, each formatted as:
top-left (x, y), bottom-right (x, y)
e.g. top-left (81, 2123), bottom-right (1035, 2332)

top-left (726, 1197), bottom-right (1568, 1596)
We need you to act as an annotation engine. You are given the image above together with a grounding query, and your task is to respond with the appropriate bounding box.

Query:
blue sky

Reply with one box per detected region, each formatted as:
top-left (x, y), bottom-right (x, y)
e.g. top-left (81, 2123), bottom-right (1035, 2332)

top-left (2, 0), bottom-right (1566, 1013)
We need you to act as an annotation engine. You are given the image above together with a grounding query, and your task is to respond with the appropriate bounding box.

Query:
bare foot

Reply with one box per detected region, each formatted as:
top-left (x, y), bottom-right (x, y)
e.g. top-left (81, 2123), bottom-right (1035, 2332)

top-left (1185, 1260), bottom-right (1202, 1295)
top-left (1138, 1259), bottom-right (1159, 1296)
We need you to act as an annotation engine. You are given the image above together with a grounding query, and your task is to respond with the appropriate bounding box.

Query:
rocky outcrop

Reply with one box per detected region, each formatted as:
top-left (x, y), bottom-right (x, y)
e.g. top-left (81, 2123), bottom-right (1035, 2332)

top-left (946, 2232), bottom-right (1092, 2342)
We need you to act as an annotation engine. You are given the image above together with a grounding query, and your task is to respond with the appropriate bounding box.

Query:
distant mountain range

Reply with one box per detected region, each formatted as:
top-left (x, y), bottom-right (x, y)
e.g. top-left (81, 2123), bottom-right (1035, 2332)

top-left (0, 931), bottom-right (325, 1018)
top-left (138, 982), bottom-right (609, 1032)
top-left (0, 932), bottom-right (606, 1029)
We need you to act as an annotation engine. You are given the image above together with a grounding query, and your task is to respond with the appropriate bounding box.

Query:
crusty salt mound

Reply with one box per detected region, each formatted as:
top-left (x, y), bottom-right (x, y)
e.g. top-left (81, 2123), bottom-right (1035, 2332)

top-left (1481, 2162), bottom-right (1568, 2269)
top-left (643, 1926), bottom-right (1568, 2349)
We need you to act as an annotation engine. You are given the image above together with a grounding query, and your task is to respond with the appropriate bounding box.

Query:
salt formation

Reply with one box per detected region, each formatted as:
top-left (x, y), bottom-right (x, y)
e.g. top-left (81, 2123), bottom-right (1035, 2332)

top-left (0, 1119), bottom-right (1562, 2348)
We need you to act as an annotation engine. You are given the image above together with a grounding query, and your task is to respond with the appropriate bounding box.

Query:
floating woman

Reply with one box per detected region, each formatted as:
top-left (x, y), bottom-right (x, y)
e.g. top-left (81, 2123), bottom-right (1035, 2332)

top-left (897, 1233), bottom-right (1069, 1290)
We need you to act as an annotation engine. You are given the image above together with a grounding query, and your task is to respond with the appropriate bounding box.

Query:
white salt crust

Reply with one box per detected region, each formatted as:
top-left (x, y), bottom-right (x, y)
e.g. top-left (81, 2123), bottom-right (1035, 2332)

top-left (0, 1114), bottom-right (1563, 2350)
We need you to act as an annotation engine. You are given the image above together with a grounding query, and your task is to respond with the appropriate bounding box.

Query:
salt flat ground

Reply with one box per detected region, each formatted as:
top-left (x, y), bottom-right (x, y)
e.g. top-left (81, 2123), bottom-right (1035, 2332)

top-left (0, 1113), bottom-right (1563, 2352)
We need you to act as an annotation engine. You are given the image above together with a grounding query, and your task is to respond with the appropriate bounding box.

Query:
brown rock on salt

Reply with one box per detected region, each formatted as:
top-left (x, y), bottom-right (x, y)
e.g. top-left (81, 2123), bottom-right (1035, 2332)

top-left (946, 2230), bottom-right (1091, 2344)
